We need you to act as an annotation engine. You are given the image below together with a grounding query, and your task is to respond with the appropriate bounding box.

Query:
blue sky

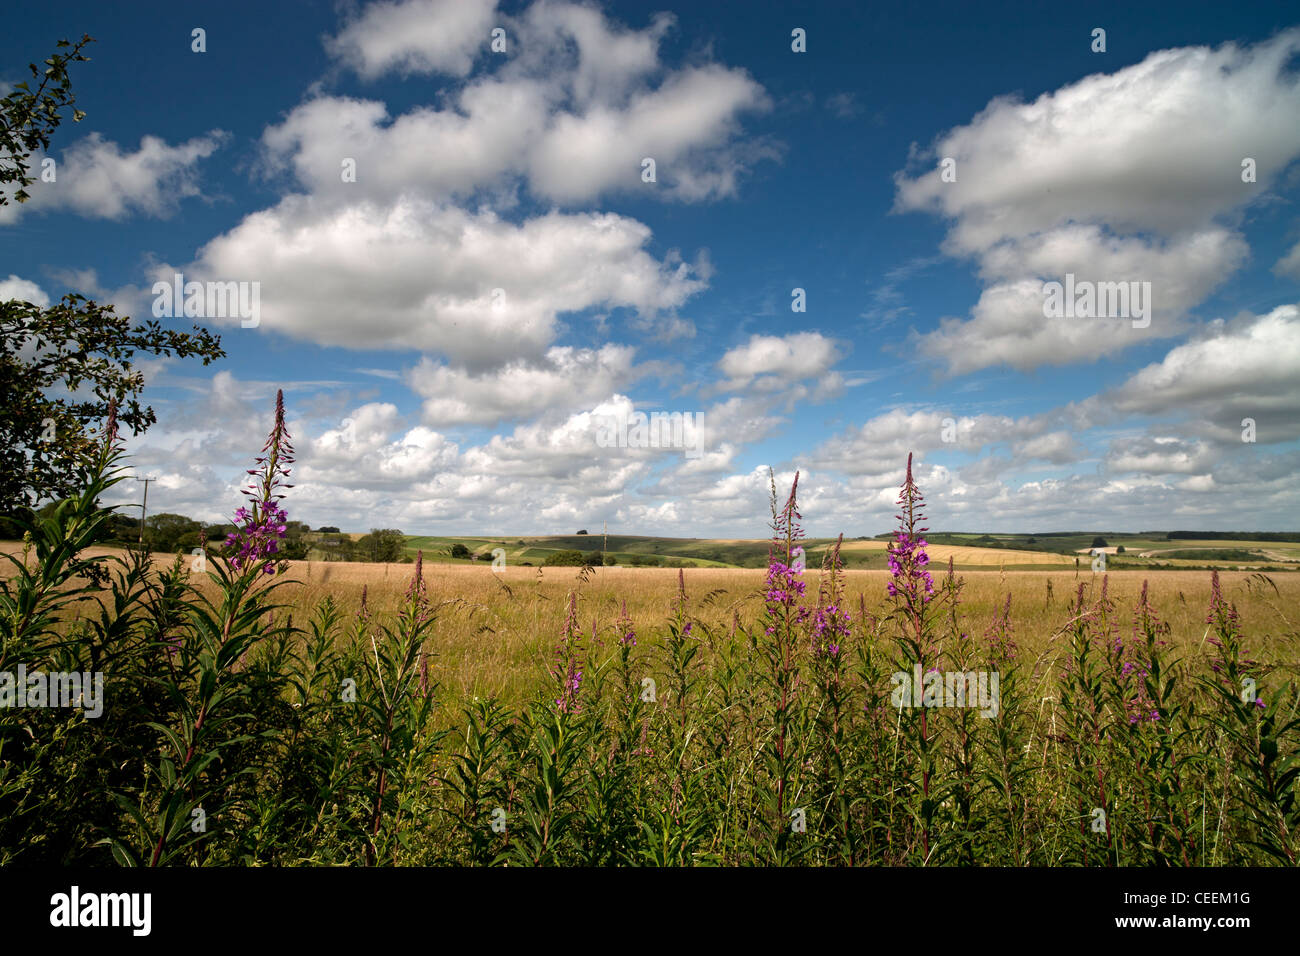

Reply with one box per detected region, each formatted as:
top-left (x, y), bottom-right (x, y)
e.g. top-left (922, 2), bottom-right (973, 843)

top-left (4, 0), bottom-right (1299, 536)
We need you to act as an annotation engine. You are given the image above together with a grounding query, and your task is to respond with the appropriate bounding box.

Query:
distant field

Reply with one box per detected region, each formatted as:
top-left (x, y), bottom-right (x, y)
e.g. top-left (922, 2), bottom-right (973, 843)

top-left (5, 542), bottom-right (1294, 704)
top-left (394, 533), bottom-right (1287, 572)
top-left (8, 528), bottom-right (1298, 575)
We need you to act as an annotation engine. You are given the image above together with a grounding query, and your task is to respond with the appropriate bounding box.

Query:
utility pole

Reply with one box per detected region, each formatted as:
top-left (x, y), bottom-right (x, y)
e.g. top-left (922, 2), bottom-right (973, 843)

top-left (135, 476), bottom-right (156, 544)
top-left (603, 521), bottom-right (608, 564)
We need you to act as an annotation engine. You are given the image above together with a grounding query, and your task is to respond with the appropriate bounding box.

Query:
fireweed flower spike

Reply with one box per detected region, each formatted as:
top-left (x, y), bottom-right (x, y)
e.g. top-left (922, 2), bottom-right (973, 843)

top-left (812, 536), bottom-right (850, 659)
top-left (407, 550), bottom-right (426, 603)
top-left (764, 470), bottom-right (809, 635)
top-left (554, 591), bottom-right (583, 713)
top-left (887, 454), bottom-right (939, 862)
top-left (617, 598), bottom-right (636, 648)
top-left (886, 454), bottom-right (935, 605)
top-left (225, 389), bottom-right (295, 575)
top-left (1204, 569), bottom-right (1256, 689)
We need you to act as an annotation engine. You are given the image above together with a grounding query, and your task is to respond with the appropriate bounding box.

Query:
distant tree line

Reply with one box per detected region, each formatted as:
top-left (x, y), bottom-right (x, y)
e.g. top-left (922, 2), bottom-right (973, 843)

top-left (0, 504), bottom-right (409, 564)
top-left (93, 510), bottom-right (315, 561)
top-left (307, 528), bottom-right (406, 562)
top-left (1166, 530), bottom-right (1300, 542)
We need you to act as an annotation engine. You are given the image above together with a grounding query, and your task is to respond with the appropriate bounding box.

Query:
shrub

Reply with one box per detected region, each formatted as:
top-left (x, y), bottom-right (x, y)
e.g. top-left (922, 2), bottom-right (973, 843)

top-left (543, 549), bottom-right (592, 567)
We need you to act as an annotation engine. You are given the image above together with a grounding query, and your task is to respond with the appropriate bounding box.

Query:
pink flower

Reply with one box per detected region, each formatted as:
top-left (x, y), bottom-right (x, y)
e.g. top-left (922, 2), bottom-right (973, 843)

top-left (226, 390), bottom-right (294, 575)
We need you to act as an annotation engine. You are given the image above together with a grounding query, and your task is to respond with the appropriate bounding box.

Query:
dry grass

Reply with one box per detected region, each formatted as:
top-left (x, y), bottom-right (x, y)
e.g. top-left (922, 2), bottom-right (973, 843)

top-left (220, 560), bottom-right (1300, 703)
top-left (837, 539), bottom-right (1075, 565)
top-left (6, 544), bottom-right (1296, 705)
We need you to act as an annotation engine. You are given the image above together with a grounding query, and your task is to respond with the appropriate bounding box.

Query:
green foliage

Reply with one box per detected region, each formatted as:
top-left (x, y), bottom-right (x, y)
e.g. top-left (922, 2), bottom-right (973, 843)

top-left (354, 528), bottom-right (405, 563)
top-left (1, 295), bottom-right (225, 514)
top-left (1160, 548), bottom-right (1265, 562)
top-left (544, 550), bottom-right (594, 567)
top-left (0, 34), bottom-right (92, 207)
top-left (0, 36), bottom-right (224, 513)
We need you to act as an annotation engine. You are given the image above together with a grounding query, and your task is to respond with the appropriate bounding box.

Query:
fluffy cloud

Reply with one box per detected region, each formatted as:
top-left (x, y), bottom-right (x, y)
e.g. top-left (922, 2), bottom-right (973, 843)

top-left (1012, 430), bottom-right (1085, 465)
top-left (407, 344), bottom-right (638, 426)
top-left (177, 195), bottom-right (707, 365)
top-left (894, 29), bottom-right (1300, 374)
top-left (0, 132), bottom-right (225, 223)
top-left (916, 228), bottom-right (1249, 375)
top-left (1105, 304), bottom-right (1300, 439)
top-left (811, 408), bottom-right (1027, 476)
top-left (1104, 435), bottom-right (1214, 475)
top-left (0, 275), bottom-right (50, 307)
top-left (527, 64), bottom-right (774, 203)
top-left (716, 332), bottom-right (843, 392)
top-left (1274, 239), bottom-right (1300, 280)
top-left (298, 403), bottom-right (461, 489)
top-left (327, 0), bottom-right (498, 79)
top-left (895, 31), bottom-right (1300, 247)
top-left (270, 1), bottom-right (772, 205)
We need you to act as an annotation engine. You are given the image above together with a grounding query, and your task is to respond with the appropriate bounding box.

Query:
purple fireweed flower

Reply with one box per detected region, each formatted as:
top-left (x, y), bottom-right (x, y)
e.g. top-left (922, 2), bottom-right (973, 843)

top-left (885, 455), bottom-right (937, 608)
top-left (556, 666), bottom-right (583, 711)
top-left (553, 591), bottom-right (584, 713)
top-left (763, 470), bottom-right (813, 639)
top-left (617, 599), bottom-right (636, 647)
top-left (763, 560), bottom-right (810, 635)
top-left (886, 533), bottom-right (935, 601)
top-left (1116, 581), bottom-right (1166, 725)
top-left (811, 603), bottom-right (851, 658)
top-left (226, 389), bottom-right (295, 575)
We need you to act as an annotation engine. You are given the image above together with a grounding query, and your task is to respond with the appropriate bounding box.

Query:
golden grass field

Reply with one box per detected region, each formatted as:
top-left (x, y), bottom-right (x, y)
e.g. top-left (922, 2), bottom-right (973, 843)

top-left (7, 543), bottom-right (1295, 705)
top-left (837, 538), bottom-right (1077, 566)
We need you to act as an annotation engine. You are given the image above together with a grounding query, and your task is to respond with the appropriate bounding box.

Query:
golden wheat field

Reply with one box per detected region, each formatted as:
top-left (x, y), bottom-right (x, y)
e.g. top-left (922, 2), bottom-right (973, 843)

top-left (283, 563), bottom-right (1300, 701)
top-left (8, 544), bottom-right (1296, 705)
top-left (836, 539), bottom-right (1077, 566)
